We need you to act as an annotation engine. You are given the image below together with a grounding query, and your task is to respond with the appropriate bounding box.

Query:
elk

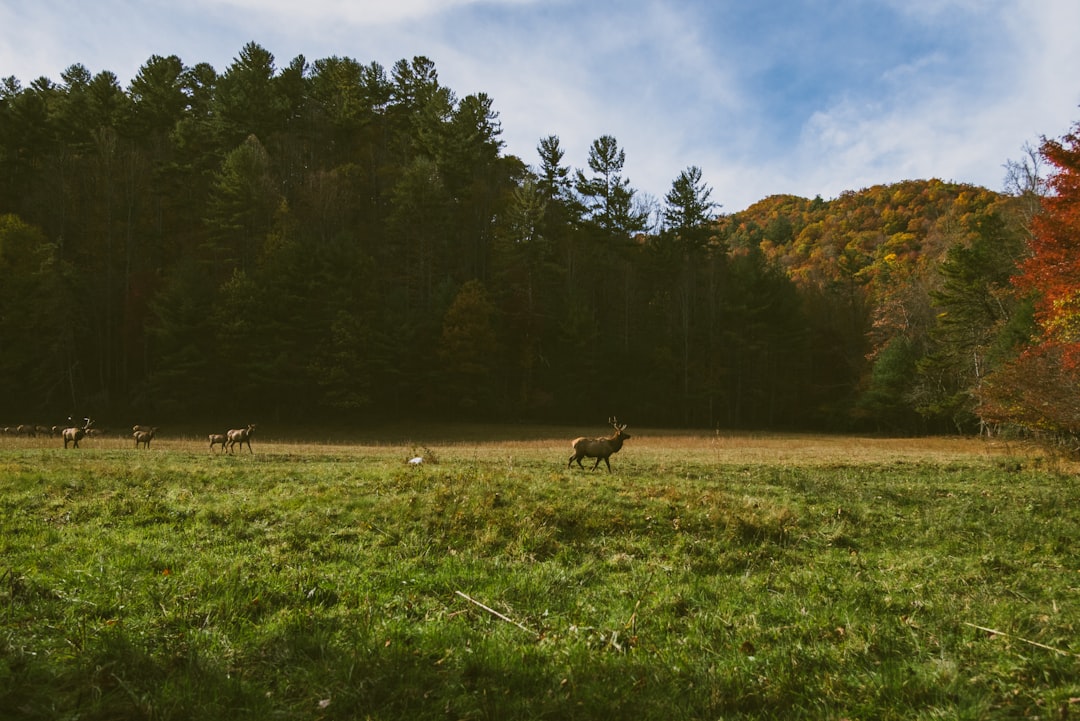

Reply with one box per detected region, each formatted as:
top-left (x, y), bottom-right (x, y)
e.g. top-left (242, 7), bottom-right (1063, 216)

top-left (62, 418), bottom-right (93, 449)
top-left (227, 424), bottom-right (256, 454)
top-left (209, 433), bottom-right (228, 453)
top-left (568, 417), bottom-right (631, 472)
top-left (133, 426), bottom-right (157, 449)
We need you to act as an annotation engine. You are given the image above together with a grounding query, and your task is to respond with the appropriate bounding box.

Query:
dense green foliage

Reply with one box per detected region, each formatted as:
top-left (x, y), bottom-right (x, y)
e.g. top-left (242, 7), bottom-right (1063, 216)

top-left (0, 44), bottom-right (1037, 431)
top-left (1, 435), bottom-right (1077, 719)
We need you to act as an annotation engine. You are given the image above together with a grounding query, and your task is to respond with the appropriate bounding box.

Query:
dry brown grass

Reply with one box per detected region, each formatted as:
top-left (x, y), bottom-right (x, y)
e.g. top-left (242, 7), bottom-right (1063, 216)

top-left (1, 424), bottom-right (1032, 467)
top-left (426, 429), bottom-right (1018, 467)
top-left (654, 430), bottom-right (1015, 465)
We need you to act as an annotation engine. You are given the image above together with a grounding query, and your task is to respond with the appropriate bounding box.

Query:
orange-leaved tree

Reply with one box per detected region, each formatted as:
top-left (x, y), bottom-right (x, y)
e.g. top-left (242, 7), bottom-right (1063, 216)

top-left (980, 118), bottom-right (1080, 440)
top-left (1018, 121), bottom-right (1080, 363)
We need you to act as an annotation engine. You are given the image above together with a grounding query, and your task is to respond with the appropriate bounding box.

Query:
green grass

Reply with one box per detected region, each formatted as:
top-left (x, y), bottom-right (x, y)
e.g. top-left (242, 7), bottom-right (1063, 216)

top-left (1, 431), bottom-right (1078, 720)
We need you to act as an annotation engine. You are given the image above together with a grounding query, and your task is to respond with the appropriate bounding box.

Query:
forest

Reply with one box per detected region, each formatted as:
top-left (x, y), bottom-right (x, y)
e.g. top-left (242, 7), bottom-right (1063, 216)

top-left (1, 41), bottom-right (1078, 438)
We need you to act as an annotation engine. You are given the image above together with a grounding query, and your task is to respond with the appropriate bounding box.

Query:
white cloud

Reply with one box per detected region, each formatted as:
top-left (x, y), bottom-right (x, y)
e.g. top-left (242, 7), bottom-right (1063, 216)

top-left (721, 0), bottom-right (1080, 207)
top-left (2, 0), bottom-right (1077, 211)
top-left (191, 0), bottom-right (539, 27)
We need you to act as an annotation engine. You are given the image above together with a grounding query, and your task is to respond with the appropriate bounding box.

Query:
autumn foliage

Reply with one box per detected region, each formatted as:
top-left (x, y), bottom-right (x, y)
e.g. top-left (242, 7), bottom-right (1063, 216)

top-left (1015, 122), bottom-right (1080, 366)
top-left (980, 120), bottom-right (1080, 439)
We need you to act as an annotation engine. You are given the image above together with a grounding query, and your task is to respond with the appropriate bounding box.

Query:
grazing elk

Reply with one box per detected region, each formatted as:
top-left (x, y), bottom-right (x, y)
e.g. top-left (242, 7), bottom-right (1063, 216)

top-left (226, 424), bottom-right (256, 454)
top-left (62, 418), bottom-right (93, 449)
top-left (133, 427), bottom-right (157, 449)
top-left (568, 417), bottom-right (631, 472)
top-left (209, 433), bottom-right (228, 453)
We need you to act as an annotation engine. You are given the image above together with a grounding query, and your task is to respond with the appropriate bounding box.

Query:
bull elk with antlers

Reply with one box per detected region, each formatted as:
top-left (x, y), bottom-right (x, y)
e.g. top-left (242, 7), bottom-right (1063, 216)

top-left (62, 418), bottom-right (93, 449)
top-left (568, 417), bottom-right (631, 472)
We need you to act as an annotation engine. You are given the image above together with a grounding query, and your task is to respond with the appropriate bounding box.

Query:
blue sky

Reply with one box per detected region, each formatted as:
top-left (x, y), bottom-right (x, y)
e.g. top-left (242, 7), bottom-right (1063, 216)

top-left (2, 0), bottom-right (1078, 211)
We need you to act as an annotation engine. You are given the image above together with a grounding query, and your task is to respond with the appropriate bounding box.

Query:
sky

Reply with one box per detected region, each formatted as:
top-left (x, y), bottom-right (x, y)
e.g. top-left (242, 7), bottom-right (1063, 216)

top-left (2, 0), bottom-right (1079, 212)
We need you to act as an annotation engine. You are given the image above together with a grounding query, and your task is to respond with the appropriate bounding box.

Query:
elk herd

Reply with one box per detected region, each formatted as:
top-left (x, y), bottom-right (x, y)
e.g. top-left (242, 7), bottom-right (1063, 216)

top-left (1, 419), bottom-right (257, 454)
top-left (4, 417), bottom-right (633, 470)
top-left (0, 418), bottom-right (97, 448)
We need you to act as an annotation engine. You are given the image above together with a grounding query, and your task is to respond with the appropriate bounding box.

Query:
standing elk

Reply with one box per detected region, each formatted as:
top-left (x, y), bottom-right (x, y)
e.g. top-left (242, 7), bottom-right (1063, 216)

top-left (62, 418), bottom-right (93, 449)
top-left (133, 427), bottom-right (157, 449)
top-left (209, 433), bottom-right (228, 453)
top-left (568, 417), bottom-right (631, 472)
top-left (227, 424), bottom-right (256, 454)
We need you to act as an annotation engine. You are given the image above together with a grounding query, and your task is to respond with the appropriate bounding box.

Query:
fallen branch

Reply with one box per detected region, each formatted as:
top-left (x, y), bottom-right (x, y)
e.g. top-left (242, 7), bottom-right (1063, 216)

top-left (964, 622), bottom-right (1078, 657)
top-left (455, 590), bottom-right (536, 636)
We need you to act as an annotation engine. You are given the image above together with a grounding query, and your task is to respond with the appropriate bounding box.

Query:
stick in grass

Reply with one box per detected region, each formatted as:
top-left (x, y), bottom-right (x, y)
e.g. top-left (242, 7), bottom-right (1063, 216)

top-left (455, 590), bottom-right (536, 636)
top-left (964, 622), bottom-right (1077, 657)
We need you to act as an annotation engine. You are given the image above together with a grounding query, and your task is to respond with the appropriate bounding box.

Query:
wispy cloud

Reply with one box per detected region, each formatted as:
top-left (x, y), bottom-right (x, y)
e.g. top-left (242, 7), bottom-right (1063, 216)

top-left (781, 0), bottom-right (1080, 203)
top-left (2, 0), bottom-right (1078, 211)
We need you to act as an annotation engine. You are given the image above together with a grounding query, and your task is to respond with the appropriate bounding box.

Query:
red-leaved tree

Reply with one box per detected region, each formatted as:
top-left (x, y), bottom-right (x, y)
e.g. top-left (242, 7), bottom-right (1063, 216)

top-left (980, 118), bottom-right (1080, 440)
top-left (1017, 121), bottom-right (1080, 364)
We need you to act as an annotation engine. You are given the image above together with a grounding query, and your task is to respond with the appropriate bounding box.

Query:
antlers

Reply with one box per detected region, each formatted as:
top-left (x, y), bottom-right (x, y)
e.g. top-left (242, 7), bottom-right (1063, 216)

top-left (608, 416), bottom-right (628, 432)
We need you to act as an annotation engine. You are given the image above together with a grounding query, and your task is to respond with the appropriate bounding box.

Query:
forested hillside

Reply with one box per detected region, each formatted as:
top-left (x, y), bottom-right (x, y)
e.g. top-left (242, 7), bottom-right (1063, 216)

top-left (0, 42), bottom-right (1056, 433)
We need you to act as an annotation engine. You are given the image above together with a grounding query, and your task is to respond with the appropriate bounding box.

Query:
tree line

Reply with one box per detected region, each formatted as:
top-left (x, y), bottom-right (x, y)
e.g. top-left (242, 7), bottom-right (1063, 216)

top-left (0, 42), bottom-right (1071, 437)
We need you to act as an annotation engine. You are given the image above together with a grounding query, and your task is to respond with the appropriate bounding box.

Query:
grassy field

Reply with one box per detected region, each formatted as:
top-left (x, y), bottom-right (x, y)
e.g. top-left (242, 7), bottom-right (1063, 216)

top-left (1, 427), bottom-right (1078, 720)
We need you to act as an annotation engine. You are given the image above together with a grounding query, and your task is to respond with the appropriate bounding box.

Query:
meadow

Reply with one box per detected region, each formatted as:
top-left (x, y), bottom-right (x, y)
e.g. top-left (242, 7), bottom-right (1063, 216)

top-left (1, 427), bottom-right (1078, 720)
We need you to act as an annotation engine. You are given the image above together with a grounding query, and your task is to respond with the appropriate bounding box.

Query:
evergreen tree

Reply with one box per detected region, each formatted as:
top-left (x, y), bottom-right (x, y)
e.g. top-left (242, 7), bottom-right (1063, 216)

top-left (0, 215), bottom-right (74, 415)
top-left (915, 207), bottom-right (1026, 430)
top-left (575, 135), bottom-right (648, 241)
top-left (536, 135), bottom-right (573, 205)
top-left (212, 42), bottom-right (285, 147)
top-left (655, 166), bottom-right (719, 423)
top-left (662, 166), bottom-right (716, 250)
top-left (143, 258), bottom-right (222, 416)
top-left (203, 134), bottom-right (281, 276)
top-left (571, 135), bottom-right (648, 363)
top-left (213, 204), bottom-right (319, 417)
top-left (389, 56), bottom-right (454, 163)
top-left (438, 280), bottom-right (502, 414)
top-left (127, 55), bottom-right (188, 141)
top-left (493, 176), bottom-right (562, 415)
